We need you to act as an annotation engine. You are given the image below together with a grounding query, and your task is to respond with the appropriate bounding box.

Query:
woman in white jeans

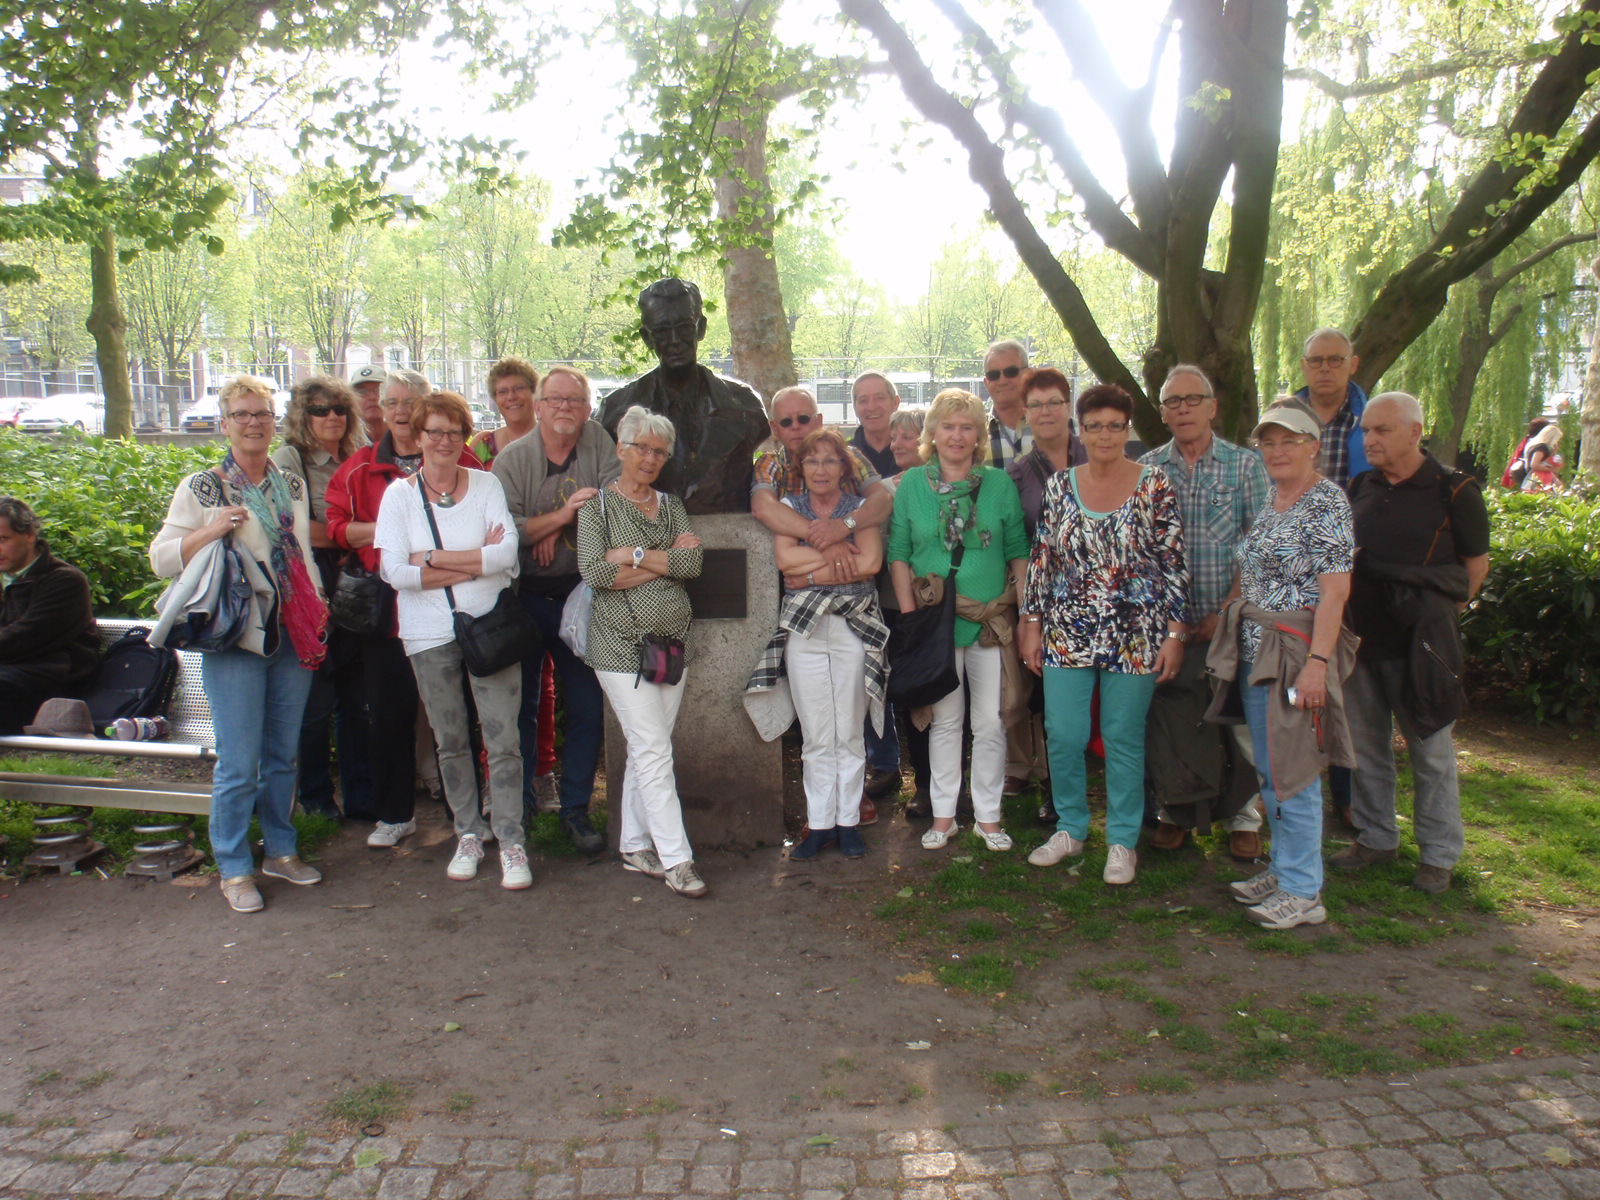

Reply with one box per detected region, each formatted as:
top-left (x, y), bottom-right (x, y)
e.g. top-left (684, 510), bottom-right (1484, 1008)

top-left (764, 428), bottom-right (887, 860)
top-left (888, 389), bottom-right (1030, 852)
top-left (575, 406), bottom-right (707, 898)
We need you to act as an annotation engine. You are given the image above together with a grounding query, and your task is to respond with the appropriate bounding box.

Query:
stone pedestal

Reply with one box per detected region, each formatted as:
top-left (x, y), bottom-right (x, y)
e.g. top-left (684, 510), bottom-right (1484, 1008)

top-left (603, 514), bottom-right (784, 849)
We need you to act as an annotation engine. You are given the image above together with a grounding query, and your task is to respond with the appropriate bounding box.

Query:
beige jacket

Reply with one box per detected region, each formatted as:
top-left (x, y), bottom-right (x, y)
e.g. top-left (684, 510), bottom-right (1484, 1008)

top-left (1204, 599), bottom-right (1359, 799)
top-left (907, 574), bottom-right (1026, 732)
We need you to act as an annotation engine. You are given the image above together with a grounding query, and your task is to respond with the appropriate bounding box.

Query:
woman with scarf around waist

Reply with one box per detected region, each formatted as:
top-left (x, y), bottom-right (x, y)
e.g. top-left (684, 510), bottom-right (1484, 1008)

top-left (151, 374), bottom-right (328, 915)
top-left (888, 388), bottom-right (1030, 854)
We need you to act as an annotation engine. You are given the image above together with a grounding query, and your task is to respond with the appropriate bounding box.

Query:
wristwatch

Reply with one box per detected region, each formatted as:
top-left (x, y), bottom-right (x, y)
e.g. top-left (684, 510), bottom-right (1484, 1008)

top-left (1165, 629), bottom-right (1189, 644)
top-left (843, 516), bottom-right (858, 531)
top-left (632, 546), bottom-right (645, 567)
top-left (425, 550), bottom-right (435, 568)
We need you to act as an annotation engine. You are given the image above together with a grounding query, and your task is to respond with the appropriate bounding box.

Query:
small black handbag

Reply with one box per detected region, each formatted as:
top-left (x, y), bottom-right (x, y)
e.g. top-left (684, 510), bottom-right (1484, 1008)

top-left (420, 483), bottom-right (542, 677)
top-left (328, 559), bottom-right (394, 636)
top-left (885, 540), bottom-right (965, 708)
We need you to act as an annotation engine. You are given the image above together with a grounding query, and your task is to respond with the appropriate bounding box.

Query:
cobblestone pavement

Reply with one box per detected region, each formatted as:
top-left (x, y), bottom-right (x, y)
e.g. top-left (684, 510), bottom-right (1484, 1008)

top-left (2, 1061), bottom-right (1598, 1199)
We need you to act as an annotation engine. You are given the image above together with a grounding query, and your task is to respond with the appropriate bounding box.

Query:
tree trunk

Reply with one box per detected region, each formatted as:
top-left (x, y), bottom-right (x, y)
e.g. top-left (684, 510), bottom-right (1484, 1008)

top-left (86, 224), bottom-right (134, 438)
top-left (1436, 267), bottom-right (1507, 469)
top-left (1579, 254), bottom-right (1600, 480)
top-left (715, 104), bottom-right (795, 402)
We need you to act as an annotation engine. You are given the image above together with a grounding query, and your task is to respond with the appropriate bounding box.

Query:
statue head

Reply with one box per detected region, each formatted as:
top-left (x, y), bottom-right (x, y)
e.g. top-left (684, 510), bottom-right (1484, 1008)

top-left (638, 278), bottom-right (708, 372)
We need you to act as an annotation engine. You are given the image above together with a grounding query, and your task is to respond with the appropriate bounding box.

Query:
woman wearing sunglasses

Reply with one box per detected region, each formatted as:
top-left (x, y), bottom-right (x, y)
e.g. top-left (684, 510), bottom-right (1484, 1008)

top-left (274, 377), bottom-right (372, 821)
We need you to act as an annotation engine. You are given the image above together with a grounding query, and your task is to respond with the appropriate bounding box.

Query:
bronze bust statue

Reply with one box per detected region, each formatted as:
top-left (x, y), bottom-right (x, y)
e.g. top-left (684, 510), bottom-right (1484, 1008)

top-left (598, 278), bottom-right (770, 514)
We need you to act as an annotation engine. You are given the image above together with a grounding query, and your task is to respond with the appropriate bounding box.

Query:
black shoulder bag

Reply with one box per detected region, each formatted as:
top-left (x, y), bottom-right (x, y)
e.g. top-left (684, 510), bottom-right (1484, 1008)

top-left (419, 480), bottom-right (542, 677)
top-left (885, 473), bottom-right (979, 707)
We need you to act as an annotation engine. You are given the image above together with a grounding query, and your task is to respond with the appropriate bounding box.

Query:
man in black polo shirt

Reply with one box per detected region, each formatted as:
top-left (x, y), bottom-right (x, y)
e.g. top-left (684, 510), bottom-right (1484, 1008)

top-left (1329, 392), bottom-right (1489, 895)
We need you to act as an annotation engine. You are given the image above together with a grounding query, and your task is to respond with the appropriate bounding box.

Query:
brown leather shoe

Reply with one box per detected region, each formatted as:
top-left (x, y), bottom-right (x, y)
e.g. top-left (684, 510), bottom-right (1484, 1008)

top-left (903, 789), bottom-right (932, 819)
top-left (864, 768), bottom-right (902, 799)
top-left (1150, 822), bottom-right (1187, 851)
top-left (1412, 864), bottom-right (1452, 894)
top-left (859, 796), bottom-right (879, 827)
top-left (1002, 776), bottom-right (1030, 797)
top-left (1228, 830), bottom-right (1263, 862)
top-left (1328, 842), bottom-right (1397, 871)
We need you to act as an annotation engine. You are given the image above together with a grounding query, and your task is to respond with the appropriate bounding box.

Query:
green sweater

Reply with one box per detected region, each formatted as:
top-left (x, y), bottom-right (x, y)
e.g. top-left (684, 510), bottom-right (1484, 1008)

top-left (887, 463), bottom-right (1029, 647)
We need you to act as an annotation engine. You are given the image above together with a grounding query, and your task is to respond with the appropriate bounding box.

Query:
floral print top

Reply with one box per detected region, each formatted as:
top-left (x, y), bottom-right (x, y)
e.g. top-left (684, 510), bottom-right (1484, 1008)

top-left (1235, 478), bottom-right (1354, 660)
top-left (1023, 466), bottom-right (1188, 673)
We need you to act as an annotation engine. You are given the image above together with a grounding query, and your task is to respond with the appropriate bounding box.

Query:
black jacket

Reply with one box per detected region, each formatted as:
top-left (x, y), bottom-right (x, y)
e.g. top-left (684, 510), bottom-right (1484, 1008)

top-left (0, 540), bottom-right (99, 685)
top-left (1358, 559), bottom-right (1469, 739)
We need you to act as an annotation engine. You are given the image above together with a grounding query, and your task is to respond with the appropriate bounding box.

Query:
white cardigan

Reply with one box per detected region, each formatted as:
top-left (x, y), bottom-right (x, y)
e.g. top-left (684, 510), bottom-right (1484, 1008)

top-left (375, 470), bottom-right (521, 655)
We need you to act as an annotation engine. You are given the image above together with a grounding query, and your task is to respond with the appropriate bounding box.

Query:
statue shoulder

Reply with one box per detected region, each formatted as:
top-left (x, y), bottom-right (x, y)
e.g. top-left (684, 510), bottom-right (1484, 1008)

top-left (703, 368), bottom-right (765, 413)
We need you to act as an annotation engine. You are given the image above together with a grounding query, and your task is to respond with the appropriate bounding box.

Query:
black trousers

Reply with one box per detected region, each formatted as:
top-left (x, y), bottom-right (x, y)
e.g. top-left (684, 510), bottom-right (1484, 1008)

top-left (360, 633), bottom-right (419, 824)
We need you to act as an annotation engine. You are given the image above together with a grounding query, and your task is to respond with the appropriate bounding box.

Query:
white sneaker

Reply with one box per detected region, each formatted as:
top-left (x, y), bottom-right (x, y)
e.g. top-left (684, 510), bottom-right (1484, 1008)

top-left (1028, 830), bottom-right (1085, 866)
top-left (500, 844), bottom-right (533, 890)
top-left (976, 826), bottom-right (1013, 852)
top-left (621, 848), bottom-right (666, 879)
top-left (1246, 890), bottom-right (1326, 929)
top-left (366, 819), bottom-right (416, 848)
top-left (920, 822), bottom-right (959, 850)
top-left (1103, 844), bottom-right (1137, 885)
top-left (665, 860), bottom-right (708, 898)
top-left (532, 773), bottom-right (560, 813)
top-left (1229, 870), bottom-right (1279, 905)
top-left (447, 834), bottom-right (485, 881)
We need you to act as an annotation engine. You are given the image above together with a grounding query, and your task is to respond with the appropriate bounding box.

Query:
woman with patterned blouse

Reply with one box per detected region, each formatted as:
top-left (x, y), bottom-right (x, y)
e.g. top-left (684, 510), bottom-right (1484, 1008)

top-left (889, 389), bottom-right (1030, 853)
top-left (576, 405), bottom-right (707, 898)
top-left (1018, 383), bottom-right (1188, 887)
top-left (1217, 405), bottom-right (1354, 930)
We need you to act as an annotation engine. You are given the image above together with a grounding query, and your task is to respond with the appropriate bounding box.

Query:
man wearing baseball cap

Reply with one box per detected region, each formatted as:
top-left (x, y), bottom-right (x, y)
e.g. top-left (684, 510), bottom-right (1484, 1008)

top-left (348, 364), bottom-right (386, 443)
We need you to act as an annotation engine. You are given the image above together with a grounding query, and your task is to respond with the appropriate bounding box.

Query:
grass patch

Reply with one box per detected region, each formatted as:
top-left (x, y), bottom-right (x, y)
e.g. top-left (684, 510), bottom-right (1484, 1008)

top-left (526, 809), bottom-right (608, 859)
top-left (636, 1096), bottom-right (681, 1116)
top-left (323, 1081), bottom-right (410, 1126)
top-left (982, 1070), bottom-right (1029, 1093)
top-left (1135, 1073), bottom-right (1194, 1095)
top-left (443, 1093), bottom-right (477, 1115)
top-left (75, 1069), bottom-right (113, 1092)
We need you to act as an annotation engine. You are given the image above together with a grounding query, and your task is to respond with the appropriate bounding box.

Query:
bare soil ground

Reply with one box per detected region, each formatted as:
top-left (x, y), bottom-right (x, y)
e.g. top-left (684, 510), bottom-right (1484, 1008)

top-left (0, 713), bottom-right (1596, 1138)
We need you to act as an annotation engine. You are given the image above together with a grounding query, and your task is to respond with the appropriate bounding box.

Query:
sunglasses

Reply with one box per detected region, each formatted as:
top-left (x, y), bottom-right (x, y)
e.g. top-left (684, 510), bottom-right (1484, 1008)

top-left (777, 413), bottom-right (816, 428)
top-left (305, 404), bottom-right (349, 418)
top-left (985, 365), bottom-right (1022, 382)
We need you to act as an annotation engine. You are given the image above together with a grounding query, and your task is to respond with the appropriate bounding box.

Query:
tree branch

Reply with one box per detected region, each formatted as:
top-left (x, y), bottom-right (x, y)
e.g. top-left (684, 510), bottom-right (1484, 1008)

top-left (1489, 229), bottom-right (1598, 293)
top-left (1286, 52), bottom-right (1535, 101)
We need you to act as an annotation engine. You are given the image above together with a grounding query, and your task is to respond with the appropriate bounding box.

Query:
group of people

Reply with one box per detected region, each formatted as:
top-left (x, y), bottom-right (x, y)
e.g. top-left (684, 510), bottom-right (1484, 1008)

top-left (0, 295), bottom-right (1493, 931)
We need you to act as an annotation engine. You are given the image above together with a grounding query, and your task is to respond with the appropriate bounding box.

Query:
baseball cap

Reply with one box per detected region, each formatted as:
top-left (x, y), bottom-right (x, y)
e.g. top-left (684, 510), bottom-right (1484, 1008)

top-left (349, 364), bottom-right (384, 386)
top-left (1251, 404), bottom-right (1321, 442)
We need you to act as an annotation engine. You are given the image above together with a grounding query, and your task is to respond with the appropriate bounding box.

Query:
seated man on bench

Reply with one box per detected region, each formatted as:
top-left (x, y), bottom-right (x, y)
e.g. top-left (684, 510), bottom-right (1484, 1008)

top-left (0, 497), bottom-right (99, 734)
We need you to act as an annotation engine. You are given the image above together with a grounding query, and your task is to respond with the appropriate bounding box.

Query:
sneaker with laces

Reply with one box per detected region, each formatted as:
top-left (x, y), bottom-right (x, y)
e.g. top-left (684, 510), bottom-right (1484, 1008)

top-left (500, 844), bottom-right (533, 890)
top-left (262, 855), bottom-right (321, 886)
top-left (1103, 844), bottom-right (1137, 885)
top-left (561, 810), bottom-right (605, 856)
top-left (665, 860), bottom-right (709, 898)
top-left (447, 834), bottom-right (485, 881)
top-left (1028, 830), bottom-right (1085, 866)
top-left (977, 826), bottom-right (1013, 852)
top-left (531, 773), bottom-right (560, 814)
top-left (1246, 890), bottom-right (1326, 929)
top-left (1229, 870), bottom-right (1279, 904)
top-left (621, 848), bottom-right (666, 879)
top-left (220, 875), bottom-right (263, 913)
top-left (367, 819), bottom-right (416, 848)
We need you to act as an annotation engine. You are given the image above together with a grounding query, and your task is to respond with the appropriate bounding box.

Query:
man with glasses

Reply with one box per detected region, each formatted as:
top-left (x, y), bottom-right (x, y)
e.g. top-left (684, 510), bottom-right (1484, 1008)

top-left (983, 339), bottom-right (1034, 469)
top-left (492, 367), bottom-right (621, 855)
top-left (598, 278), bottom-right (769, 514)
top-left (1294, 328), bottom-right (1370, 488)
top-left (1139, 366), bottom-right (1270, 861)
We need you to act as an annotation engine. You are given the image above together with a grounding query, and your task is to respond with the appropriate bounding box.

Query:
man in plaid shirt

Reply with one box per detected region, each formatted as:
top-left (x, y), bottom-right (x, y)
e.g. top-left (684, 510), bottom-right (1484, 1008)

top-left (1293, 327), bottom-right (1370, 489)
top-left (984, 339), bottom-right (1034, 469)
top-left (1140, 365), bottom-right (1270, 861)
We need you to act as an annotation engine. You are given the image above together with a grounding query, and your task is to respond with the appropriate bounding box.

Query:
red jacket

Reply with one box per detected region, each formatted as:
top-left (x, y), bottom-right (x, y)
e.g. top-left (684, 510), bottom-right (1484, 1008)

top-left (325, 432), bottom-right (483, 574)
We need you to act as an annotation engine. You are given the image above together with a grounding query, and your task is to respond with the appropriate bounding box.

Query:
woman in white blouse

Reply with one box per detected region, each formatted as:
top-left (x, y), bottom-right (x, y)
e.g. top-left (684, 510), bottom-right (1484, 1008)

top-left (375, 391), bottom-right (530, 889)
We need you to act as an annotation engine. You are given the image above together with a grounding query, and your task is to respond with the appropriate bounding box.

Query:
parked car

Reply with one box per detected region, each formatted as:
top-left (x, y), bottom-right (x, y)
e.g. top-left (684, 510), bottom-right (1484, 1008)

top-left (180, 394), bottom-right (222, 434)
top-left (17, 393), bottom-right (104, 434)
top-left (469, 400), bottom-right (503, 433)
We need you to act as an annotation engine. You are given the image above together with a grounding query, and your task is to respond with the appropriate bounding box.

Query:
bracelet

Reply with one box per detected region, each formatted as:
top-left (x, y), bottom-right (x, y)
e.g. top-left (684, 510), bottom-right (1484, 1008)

top-left (1309, 653), bottom-right (1329, 664)
top-left (807, 571), bottom-right (815, 586)
top-left (1021, 614), bottom-right (1042, 623)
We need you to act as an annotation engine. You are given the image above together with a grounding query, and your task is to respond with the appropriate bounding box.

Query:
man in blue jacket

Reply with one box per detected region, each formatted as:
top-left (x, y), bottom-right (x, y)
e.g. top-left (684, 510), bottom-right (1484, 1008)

top-left (1294, 327), bottom-right (1369, 488)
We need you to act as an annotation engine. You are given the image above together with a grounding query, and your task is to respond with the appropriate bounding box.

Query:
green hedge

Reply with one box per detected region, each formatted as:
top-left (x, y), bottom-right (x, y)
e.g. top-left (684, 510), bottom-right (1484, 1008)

top-left (0, 429), bottom-right (217, 617)
top-left (1461, 490), bottom-right (1600, 724)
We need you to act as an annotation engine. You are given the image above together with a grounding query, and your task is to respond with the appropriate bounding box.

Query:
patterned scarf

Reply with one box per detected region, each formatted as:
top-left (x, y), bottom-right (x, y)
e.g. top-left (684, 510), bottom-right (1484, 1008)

top-left (927, 464), bottom-right (991, 553)
top-left (221, 451), bottom-right (328, 668)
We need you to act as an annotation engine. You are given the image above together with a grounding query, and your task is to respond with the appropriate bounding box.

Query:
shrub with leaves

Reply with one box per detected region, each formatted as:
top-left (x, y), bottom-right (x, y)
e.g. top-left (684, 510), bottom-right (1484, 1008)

top-left (0, 429), bottom-right (217, 617)
top-left (1461, 490), bottom-right (1600, 724)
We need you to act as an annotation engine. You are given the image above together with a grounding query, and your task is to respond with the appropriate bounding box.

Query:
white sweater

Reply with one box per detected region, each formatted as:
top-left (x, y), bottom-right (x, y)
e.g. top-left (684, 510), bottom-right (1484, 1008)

top-left (375, 470), bottom-right (521, 655)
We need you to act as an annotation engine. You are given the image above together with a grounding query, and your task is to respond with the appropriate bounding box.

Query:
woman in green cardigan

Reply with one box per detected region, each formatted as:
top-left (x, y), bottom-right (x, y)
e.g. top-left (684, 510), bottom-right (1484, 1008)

top-left (888, 389), bottom-right (1030, 852)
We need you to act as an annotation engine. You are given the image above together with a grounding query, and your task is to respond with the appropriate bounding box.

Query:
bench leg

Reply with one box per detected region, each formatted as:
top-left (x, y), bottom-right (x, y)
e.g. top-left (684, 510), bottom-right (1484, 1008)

top-left (124, 815), bottom-right (206, 880)
top-left (24, 807), bottom-right (104, 873)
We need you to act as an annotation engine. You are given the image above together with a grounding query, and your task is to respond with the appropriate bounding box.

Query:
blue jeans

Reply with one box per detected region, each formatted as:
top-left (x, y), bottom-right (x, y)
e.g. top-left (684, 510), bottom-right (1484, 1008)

top-left (518, 586), bottom-right (604, 815)
top-left (202, 640), bottom-right (316, 879)
top-left (863, 700), bottom-right (900, 773)
top-left (296, 627), bottom-right (373, 816)
top-left (1042, 666), bottom-right (1157, 849)
top-left (1241, 660), bottom-right (1324, 899)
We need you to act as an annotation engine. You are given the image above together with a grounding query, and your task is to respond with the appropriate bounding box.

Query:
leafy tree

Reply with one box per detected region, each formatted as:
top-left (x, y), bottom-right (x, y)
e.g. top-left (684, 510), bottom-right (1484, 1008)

top-left (441, 181), bottom-right (548, 362)
top-left (0, 239), bottom-right (93, 380)
top-left (123, 231), bottom-right (235, 423)
top-left (259, 173), bottom-right (372, 373)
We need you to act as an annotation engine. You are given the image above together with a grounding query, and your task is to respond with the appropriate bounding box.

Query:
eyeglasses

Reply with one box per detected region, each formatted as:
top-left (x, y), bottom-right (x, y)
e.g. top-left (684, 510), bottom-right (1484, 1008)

top-left (1081, 420), bottom-right (1128, 435)
top-left (493, 383), bottom-right (533, 399)
top-left (803, 457), bottom-right (845, 469)
top-left (1160, 393), bottom-right (1211, 409)
top-left (541, 396), bottom-right (587, 409)
top-left (777, 413), bottom-right (816, 428)
top-left (305, 404), bottom-right (349, 418)
top-left (1302, 355), bottom-right (1347, 369)
top-left (625, 442), bottom-right (670, 461)
top-left (985, 365), bottom-right (1022, 382)
top-left (1025, 398), bottom-right (1068, 412)
top-left (379, 397), bottom-right (409, 409)
top-left (230, 410), bottom-right (275, 425)
top-left (421, 428), bottom-right (465, 443)
top-left (644, 321), bottom-right (699, 344)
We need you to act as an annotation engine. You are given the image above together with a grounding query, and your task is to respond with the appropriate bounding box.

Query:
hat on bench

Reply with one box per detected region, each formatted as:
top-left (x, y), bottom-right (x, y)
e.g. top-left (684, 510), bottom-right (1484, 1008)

top-left (23, 698), bottom-right (97, 738)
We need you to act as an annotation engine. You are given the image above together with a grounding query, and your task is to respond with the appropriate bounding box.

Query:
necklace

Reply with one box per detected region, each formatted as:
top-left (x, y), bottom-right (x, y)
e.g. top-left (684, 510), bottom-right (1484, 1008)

top-left (424, 467), bottom-right (460, 509)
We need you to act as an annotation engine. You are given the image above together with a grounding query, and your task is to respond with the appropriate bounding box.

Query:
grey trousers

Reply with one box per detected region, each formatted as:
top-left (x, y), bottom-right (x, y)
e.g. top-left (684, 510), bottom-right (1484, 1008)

top-left (409, 641), bottom-right (525, 849)
top-left (1345, 656), bottom-right (1463, 869)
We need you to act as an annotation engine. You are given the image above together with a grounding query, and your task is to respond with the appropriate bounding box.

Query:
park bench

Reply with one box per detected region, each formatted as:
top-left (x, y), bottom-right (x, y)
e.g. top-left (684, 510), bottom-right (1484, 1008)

top-left (0, 618), bottom-right (213, 878)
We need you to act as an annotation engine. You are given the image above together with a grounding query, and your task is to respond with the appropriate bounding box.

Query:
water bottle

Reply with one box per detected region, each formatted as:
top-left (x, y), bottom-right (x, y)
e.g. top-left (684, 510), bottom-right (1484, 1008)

top-left (107, 716), bottom-right (170, 742)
